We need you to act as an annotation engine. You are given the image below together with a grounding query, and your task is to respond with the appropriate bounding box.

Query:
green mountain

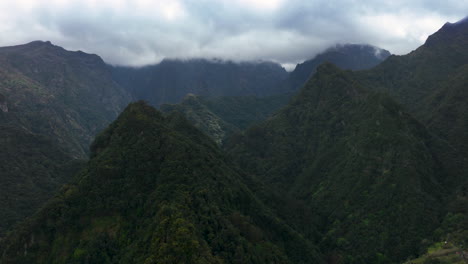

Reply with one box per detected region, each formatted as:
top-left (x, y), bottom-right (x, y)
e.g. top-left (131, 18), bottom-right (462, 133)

top-left (161, 94), bottom-right (290, 144)
top-left (0, 19), bottom-right (466, 264)
top-left (0, 40), bottom-right (132, 156)
top-left (0, 41), bottom-right (131, 236)
top-left (226, 63), bottom-right (465, 263)
top-left (287, 44), bottom-right (390, 91)
top-left (0, 125), bottom-right (84, 237)
top-left (110, 59), bottom-right (288, 106)
top-left (404, 181), bottom-right (468, 264)
top-left (359, 18), bottom-right (468, 158)
top-left (0, 101), bottom-right (323, 264)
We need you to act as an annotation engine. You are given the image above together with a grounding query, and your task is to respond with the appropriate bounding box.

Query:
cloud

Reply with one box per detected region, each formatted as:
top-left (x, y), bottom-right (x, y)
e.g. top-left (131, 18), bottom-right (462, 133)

top-left (0, 0), bottom-right (466, 67)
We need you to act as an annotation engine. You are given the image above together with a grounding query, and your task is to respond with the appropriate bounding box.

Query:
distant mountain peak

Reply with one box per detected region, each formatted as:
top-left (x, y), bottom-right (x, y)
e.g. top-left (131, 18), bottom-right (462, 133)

top-left (27, 40), bottom-right (53, 45)
top-left (424, 16), bottom-right (468, 47)
top-left (287, 43), bottom-right (390, 91)
top-left (445, 16), bottom-right (468, 27)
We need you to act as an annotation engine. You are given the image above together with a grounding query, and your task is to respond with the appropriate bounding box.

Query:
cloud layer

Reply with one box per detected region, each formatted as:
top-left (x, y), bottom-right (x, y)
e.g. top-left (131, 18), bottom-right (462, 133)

top-left (0, 0), bottom-right (466, 67)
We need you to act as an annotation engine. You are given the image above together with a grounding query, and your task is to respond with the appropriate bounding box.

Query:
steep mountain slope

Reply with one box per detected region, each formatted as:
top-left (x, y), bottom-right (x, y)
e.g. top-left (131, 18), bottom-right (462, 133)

top-left (0, 101), bottom-right (324, 264)
top-left (160, 94), bottom-right (238, 145)
top-left (359, 17), bottom-right (468, 157)
top-left (287, 44), bottom-right (390, 91)
top-left (161, 93), bottom-right (290, 144)
top-left (155, 44), bottom-right (391, 144)
top-left (226, 64), bottom-right (464, 263)
top-left (0, 40), bottom-right (132, 156)
top-left (110, 59), bottom-right (288, 106)
top-left (0, 125), bottom-right (84, 237)
top-left (0, 41), bottom-right (131, 236)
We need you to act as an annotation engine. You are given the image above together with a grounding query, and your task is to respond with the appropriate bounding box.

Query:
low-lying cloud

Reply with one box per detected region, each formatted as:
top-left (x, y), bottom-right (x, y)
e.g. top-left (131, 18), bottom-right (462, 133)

top-left (0, 0), bottom-right (466, 68)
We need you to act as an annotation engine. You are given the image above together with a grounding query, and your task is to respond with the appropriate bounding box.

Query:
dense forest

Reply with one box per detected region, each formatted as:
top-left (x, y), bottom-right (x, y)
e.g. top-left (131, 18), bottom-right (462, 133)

top-left (0, 16), bottom-right (467, 264)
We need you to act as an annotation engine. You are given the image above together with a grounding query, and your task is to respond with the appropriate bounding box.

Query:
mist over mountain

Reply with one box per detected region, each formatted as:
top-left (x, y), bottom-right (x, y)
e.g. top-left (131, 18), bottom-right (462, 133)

top-left (0, 14), bottom-right (467, 264)
top-left (226, 18), bottom-right (468, 263)
top-left (110, 59), bottom-right (288, 106)
top-left (359, 16), bottom-right (468, 158)
top-left (286, 44), bottom-right (391, 91)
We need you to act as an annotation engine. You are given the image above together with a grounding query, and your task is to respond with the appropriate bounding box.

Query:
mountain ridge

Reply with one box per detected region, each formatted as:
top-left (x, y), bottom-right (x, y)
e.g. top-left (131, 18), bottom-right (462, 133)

top-left (226, 63), bottom-right (463, 263)
top-left (0, 101), bottom-right (324, 263)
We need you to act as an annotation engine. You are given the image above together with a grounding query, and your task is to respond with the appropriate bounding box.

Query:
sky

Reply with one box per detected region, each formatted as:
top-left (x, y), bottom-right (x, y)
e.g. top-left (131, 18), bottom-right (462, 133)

top-left (0, 0), bottom-right (466, 70)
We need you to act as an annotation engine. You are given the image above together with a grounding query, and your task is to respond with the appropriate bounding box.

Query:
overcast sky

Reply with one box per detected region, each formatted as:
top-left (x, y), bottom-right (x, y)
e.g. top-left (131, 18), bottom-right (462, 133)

top-left (0, 0), bottom-right (466, 69)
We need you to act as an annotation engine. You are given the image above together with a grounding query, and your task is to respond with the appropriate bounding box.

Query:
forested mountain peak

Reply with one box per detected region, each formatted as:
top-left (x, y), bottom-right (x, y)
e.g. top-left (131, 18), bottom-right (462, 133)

top-left (226, 62), bottom-right (462, 262)
top-left (110, 57), bottom-right (288, 106)
top-left (0, 100), bottom-right (323, 264)
top-left (0, 40), bottom-right (131, 236)
top-left (287, 43), bottom-right (390, 91)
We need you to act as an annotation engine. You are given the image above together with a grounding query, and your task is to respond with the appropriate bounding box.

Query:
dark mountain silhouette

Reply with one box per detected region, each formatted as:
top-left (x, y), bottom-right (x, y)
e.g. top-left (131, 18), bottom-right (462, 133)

top-left (0, 102), bottom-right (324, 264)
top-left (161, 93), bottom-right (290, 144)
top-left (359, 16), bottom-right (468, 158)
top-left (287, 44), bottom-right (391, 91)
top-left (0, 18), bottom-right (467, 264)
top-left (110, 59), bottom-right (288, 106)
top-left (0, 40), bottom-right (131, 236)
top-left (226, 63), bottom-right (465, 263)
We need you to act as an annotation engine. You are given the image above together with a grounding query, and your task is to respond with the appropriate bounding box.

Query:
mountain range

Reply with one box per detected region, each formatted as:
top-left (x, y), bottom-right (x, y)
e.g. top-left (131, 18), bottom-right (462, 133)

top-left (0, 17), bottom-right (467, 264)
top-left (110, 59), bottom-right (288, 106)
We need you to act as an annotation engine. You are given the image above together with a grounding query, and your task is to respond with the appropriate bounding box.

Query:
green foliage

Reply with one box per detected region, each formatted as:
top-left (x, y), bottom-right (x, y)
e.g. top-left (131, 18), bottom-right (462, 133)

top-left (0, 101), bottom-right (324, 264)
top-left (287, 44), bottom-right (390, 91)
top-left (0, 126), bottom-right (84, 236)
top-left (0, 41), bottom-right (131, 236)
top-left (161, 94), bottom-right (290, 144)
top-left (358, 20), bottom-right (468, 158)
top-left (226, 63), bottom-right (464, 263)
top-left (110, 59), bottom-right (288, 107)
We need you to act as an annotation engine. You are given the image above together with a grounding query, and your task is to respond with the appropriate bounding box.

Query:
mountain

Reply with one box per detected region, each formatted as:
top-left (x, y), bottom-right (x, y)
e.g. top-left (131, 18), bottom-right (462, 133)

top-left (0, 126), bottom-right (84, 237)
top-left (0, 40), bottom-right (132, 156)
top-left (226, 63), bottom-right (465, 263)
top-left (0, 101), bottom-right (324, 264)
top-left (0, 41), bottom-right (131, 236)
top-left (160, 94), bottom-right (238, 145)
top-left (356, 18), bottom-right (468, 159)
top-left (110, 59), bottom-right (288, 106)
top-left (155, 44), bottom-right (391, 144)
top-left (404, 181), bottom-right (468, 264)
top-left (161, 93), bottom-right (290, 144)
top-left (286, 44), bottom-right (391, 91)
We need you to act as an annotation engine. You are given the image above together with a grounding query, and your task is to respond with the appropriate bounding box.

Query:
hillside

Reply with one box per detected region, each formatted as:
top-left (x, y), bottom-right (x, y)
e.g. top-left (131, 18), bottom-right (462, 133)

top-left (286, 44), bottom-right (390, 91)
top-left (359, 17), bottom-right (468, 158)
top-left (0, 126), bottom-right (84, 237)
top-left (226, 64), bottom-right (464, 263)
top-left (0, 101), bottom-right (324, 264)
top-left (0, 40), bottom-right (132, 156)
top-left (0, 41), bottom-right (131, 236)
top-left (110, 59), bottom-right (288, 106)
top-left (161, 94), bottom-right (290, 144)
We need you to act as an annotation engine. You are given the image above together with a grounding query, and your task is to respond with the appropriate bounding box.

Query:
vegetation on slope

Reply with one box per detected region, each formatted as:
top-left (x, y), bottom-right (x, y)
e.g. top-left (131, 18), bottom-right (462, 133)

top-left (0, 40), bottom-right (131, 237)
top-left (358, 18), bottom-right (468, 158)
top-left (286, 44), bottom-right (390, 91)
top-left (110, 59), bottom-right (288, 106)
top-left (0, 126), bottom-right (84, 237)
top-left (161, 93), bottom-right (290, 144)
top-left (0, 101), bottom-right (324, 264)
top-left (226, 64), bottom-right (464, 263)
